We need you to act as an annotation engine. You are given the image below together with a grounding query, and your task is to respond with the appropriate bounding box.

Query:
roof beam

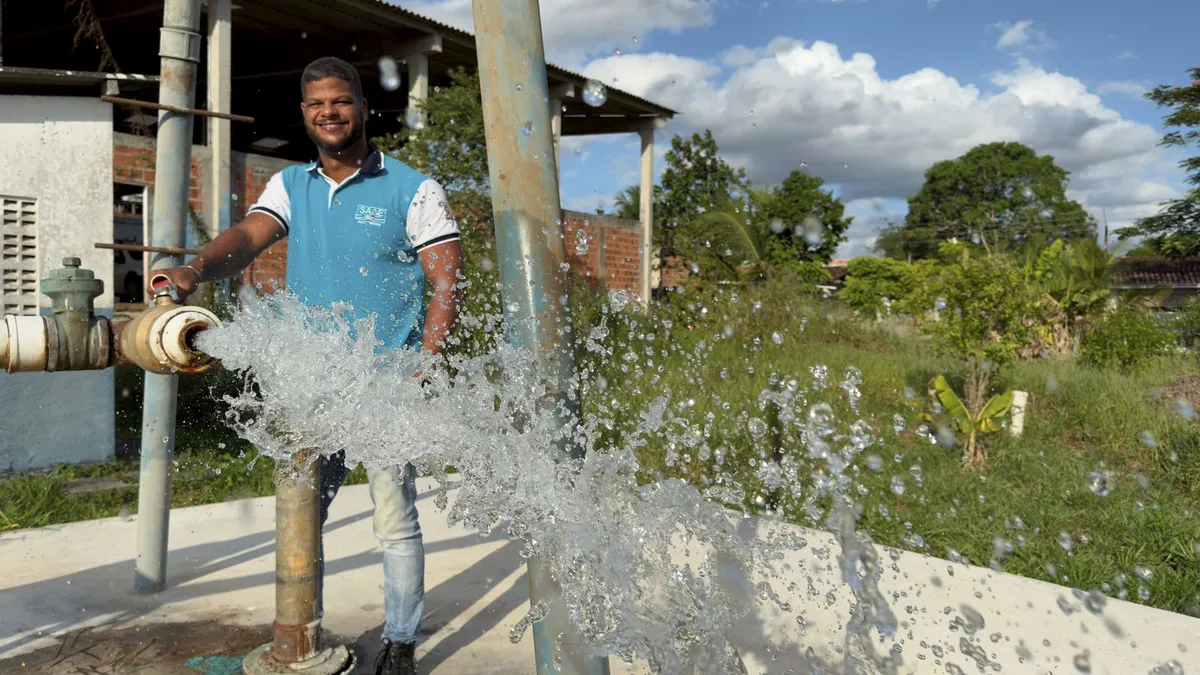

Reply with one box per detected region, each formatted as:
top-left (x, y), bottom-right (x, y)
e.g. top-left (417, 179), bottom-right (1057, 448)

top-left (561, 115), bottom-right (670, 136)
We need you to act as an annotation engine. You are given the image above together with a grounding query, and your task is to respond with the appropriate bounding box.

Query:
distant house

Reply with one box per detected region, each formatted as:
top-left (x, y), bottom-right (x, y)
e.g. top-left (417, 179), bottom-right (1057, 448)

top-left (1110, 257), bottom-right (1200, 309)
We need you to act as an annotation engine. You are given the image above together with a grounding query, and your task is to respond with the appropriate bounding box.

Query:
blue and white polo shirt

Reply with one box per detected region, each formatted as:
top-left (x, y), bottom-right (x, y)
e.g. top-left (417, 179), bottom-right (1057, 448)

top-left (247, 146), bottom-right (460, 351)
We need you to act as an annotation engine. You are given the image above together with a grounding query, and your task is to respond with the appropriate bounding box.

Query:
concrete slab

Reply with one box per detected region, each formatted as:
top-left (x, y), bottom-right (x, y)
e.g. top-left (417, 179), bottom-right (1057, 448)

top-left (1, 478), bottom-right (1198, 674)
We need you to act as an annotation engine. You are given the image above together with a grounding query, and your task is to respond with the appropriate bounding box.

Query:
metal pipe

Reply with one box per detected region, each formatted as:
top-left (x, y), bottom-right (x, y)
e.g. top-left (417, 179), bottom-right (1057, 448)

top-left (470, 0), bottom-right (609, 672)
top-left (100, 94), bottom-right (255, 124)
top-left (241, 449), bottom-right (355, 675)
top-left (134, 0), bottom-right (203, 595)
top-left (273, 451), bottom-right (321, 661)
top-left (95, 242), bottom-right (202, 256)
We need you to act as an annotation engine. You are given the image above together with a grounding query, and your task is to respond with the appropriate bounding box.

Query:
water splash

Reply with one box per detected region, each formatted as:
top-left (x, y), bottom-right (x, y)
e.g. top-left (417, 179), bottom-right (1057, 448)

top-left (197, 290), bottom-right (906, 673)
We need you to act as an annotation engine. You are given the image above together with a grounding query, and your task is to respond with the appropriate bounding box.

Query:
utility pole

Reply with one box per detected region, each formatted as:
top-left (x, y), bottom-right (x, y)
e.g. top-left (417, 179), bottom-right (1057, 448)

top-left (470, 0), bottom-right (611, 671)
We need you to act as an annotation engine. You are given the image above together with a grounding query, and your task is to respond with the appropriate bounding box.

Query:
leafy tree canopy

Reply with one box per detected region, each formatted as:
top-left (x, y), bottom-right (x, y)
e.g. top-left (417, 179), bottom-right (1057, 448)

top-left (899, 141), bottom-right (1096, 259)
top-left (757, 170), bottom-right (853, 264)
top-left (656, 130), bottom-right (748, 253)
top-left (1117, 67), bottom-right (1200, 256)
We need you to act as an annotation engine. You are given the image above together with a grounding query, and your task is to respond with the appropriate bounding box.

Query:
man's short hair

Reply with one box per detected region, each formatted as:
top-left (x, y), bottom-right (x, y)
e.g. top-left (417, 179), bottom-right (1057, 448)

top-left (300, 57), bottom-right (364, 101)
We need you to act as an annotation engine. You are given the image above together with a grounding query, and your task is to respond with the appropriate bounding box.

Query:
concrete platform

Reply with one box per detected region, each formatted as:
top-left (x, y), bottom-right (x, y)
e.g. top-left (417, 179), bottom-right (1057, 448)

top-left (1, 478), bottom-right (1198, 674)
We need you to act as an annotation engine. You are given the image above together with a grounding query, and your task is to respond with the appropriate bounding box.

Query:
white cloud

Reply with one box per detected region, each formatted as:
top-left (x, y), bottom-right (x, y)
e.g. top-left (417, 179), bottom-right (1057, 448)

top-left (395, 0), bottom-right (713, 66)
top-left (989, 20), bottom-right (1051, 53)
top-left (1115, 51), bottom-right (1137, 61)
top-left (994, 20), bottom-right (1034, 49)
top-left (580, 38), bottom-right (1182, 256)
top-left (1097, 80), bottom-right (1148, 97)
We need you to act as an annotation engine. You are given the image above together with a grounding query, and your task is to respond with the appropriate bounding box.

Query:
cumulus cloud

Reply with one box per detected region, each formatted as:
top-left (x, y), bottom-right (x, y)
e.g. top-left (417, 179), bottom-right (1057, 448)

top-left (989, 20), bottom-right (1052, 53)
top-left (395, 0), bottom-right (713, 66)
top-left (580, 38), bottom-right (1180, 254)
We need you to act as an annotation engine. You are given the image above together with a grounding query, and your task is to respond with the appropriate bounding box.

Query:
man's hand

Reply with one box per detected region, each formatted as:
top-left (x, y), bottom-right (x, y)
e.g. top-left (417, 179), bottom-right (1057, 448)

top-left (147, 265), bottom-right (203, 303)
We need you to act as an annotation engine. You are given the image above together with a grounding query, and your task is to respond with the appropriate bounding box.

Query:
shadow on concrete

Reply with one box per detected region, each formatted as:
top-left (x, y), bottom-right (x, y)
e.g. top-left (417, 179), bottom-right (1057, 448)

top-left (351, 538), bottom-right (529, 673)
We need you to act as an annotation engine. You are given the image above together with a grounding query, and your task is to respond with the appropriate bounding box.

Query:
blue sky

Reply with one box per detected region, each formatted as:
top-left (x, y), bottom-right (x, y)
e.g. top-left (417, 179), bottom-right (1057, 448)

top-left (403, 0), bottom-right (1198, 256)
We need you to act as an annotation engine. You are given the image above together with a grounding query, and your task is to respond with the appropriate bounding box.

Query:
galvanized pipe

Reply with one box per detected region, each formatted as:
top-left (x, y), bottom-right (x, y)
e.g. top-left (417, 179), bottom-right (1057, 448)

top-left (470, 0), bottom-right (609, 672)
top-left (134, 0), bottom-right (203, 594)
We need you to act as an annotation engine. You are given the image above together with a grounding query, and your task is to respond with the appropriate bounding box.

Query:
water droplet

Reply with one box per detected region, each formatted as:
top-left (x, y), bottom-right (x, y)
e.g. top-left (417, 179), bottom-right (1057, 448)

top-left (935, 297), bottom-right (947, 311)
top-left (521, 121), bottom-right (534, 135)
top-left (582, 80), bottom-right (608, 107)
top-left (1139, 430), bottom-right (1157, 447)
top-left (1086, 471), bottom-right (1111, 496)
top-left (748, 418), bottom-right (768, 438)
top-left (890, 476), bottom-right (906, 496)
top-left (1046, 373), bottom-right (1059, 391)
top-left (892, 414), bottom-right (906, 434)
top-left (769, 218), bottom-right (785, 234)
top-left (1058, 531), bottom-right (1074, 552)
top-left (516, 83), bottom-right (524, 91)
top-left (1073, 650), bottom-right (1091, 672)
top-left (1176, 397), bottom-right (1195, 420)
top-left (866, 455), bottom-right (884, 472)
top-left (359, 267), bottom-right (369, 277)
top-left (608, 289), bottom-right (629, 312)
top-left (574, 229), bottom-right (589, 256)
top-left (378, 56), bottom-right (401, 92)
top-left (801, 216), bottom-right (824, 247)
top-left (771, 332), bottom-right (783, 345)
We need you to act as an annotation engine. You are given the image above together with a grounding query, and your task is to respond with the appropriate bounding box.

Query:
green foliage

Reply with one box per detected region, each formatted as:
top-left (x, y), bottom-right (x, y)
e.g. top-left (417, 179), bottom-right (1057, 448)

top-left (901, 142), bottom-right (1096, 259)
top-left (909, 251), bottom-right (1037, 371)
top-left (656, 130), bottom-right (748, 254)
top-left (1019, 237), bottom-right (1115, 321)
top-left (927, 374), bottom-right (1014, 467)
top-left (757, 170), bottom-right (853, 263)
top-left (839, 257), bottom-right (921, 314)
top-left (1117, 68), bottom-right (1200, 254)
top-left (1080, 305), bottom-right (1175, 372)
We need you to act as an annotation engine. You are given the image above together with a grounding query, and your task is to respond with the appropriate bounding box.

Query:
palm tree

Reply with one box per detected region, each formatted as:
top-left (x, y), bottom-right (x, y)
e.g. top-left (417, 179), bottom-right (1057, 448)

top-left (611, 185), bottom-right (641, 221)
top-left (676, 187), bottom-right (776, 279)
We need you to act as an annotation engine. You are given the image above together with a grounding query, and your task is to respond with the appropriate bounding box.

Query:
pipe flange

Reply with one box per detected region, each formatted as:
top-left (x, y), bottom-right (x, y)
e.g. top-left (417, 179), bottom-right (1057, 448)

top-left (159, 307), bottom-right (219, 373)
top-left (4, 315), bottom-right (49, 373)
top-left (241, 643), bottom-right (356, 675)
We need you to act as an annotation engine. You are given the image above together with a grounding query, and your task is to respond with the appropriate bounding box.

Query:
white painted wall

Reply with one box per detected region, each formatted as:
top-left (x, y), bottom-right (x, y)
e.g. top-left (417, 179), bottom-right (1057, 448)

top-left (0, 95), bottom-right (115, 472)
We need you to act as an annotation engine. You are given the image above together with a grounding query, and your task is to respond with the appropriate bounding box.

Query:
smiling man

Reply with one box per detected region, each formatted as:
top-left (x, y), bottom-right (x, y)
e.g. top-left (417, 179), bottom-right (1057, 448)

top-left (153, 56), bottom-right (464, 675)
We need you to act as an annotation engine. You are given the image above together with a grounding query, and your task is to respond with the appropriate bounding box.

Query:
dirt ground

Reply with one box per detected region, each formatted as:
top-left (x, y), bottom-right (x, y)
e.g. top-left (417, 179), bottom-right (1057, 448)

top-left (0, 618), bottom-right (272, 675)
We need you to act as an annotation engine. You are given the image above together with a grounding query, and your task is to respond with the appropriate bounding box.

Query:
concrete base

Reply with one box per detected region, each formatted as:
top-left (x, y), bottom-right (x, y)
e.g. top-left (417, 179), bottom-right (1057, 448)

top-left (0, 478), bottom-right (1198, 674)
top-left (242, 643), bottom-right (356, 674)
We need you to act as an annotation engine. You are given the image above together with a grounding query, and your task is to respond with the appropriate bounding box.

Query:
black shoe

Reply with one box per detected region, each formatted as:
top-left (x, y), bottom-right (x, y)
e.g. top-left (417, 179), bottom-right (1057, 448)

top-left (374, 638), bottom-right (417, 675)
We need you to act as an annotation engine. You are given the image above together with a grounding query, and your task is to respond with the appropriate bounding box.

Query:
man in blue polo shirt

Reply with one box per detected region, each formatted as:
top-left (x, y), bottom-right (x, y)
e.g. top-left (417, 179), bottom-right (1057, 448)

top-left (155, 56), bottom-right (463, 675)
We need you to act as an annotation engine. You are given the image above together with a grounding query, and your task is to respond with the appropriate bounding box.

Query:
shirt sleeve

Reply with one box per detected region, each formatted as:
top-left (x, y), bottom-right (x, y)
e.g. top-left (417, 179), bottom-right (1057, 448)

top-left (406, 179), bottom-right (461, 252)
top-left (247, 171), bottom-right (291, 235)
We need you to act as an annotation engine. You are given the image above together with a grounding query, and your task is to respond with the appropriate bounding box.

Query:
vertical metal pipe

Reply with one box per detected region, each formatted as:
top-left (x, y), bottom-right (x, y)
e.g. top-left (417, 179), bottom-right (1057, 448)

top-left (134, 0), bottom-right (202, 594)
top-left (470, 0), bottom-right (609, 672)
top-left (638, 129), bottom-right (654, 305)
top-left (272, 451), bottom-right (322, 662)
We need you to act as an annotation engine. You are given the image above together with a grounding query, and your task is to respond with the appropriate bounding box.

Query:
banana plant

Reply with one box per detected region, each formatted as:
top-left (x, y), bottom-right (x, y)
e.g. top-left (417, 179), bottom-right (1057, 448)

top-left (927, 375), bottom-right (1014, 470)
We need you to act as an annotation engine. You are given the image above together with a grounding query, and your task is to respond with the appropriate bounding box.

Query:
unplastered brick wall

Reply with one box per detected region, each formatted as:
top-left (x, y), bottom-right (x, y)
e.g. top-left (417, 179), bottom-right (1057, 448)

top-left (112, 132), bottom-right (296, 292)
top-left (560, 210), bottom-right (644, 296)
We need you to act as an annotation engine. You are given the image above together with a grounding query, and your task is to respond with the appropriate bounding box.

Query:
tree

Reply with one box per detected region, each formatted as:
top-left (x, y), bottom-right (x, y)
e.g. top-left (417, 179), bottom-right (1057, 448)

top-left (656, 130), bottom-right (748, 255)
top-left (1117, 67), bottom-right (1200, 257)
top-left (902, 142), bottom-right (1096, 259)
top-left (907, 248), bottom-right (1041, 469)
top-left (757, 170), bottom-right (852, 264)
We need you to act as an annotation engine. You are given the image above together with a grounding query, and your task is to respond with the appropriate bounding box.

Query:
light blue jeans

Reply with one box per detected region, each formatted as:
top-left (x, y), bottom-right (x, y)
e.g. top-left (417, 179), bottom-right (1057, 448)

top-left (318, 451), bottom-right (425, 643)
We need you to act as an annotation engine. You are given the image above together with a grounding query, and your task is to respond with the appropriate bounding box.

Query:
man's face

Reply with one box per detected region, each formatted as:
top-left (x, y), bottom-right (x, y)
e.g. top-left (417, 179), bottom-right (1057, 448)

top-left (300, 77), bottom-right (367, 154)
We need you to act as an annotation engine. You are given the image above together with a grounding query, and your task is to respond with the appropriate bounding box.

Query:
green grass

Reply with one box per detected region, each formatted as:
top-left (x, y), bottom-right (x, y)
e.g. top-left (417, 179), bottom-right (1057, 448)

top-left (2, 286), bottom-right (1199, 617)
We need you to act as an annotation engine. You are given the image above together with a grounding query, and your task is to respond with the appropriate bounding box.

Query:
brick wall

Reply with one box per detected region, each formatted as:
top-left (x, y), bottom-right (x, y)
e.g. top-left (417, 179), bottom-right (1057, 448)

top-left (113, 132), bottom-right (296, 292)
top-left (113, 134), bottom-right (647, 298)
top-left (560, 210), bottom-right (645, 296)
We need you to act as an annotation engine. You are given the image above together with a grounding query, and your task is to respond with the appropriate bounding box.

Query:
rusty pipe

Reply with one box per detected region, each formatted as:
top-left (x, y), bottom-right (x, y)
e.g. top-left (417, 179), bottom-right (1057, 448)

top-left (118, 273), bottom-right (221, 375)
top-left (271, 449), bottom-right (322, 663)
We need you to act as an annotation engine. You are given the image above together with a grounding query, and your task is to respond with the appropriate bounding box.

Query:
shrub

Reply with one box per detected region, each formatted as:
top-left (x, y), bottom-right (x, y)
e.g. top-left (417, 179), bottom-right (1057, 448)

top-left (1080, 305), bottom-right (1174, 372)
top-left (839, 257), bottom-right (918, 315)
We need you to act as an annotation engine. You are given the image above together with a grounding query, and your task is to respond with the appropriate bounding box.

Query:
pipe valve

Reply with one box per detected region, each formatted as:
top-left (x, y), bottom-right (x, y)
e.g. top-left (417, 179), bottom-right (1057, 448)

top-left (0, 259), bottom-right (222, 374)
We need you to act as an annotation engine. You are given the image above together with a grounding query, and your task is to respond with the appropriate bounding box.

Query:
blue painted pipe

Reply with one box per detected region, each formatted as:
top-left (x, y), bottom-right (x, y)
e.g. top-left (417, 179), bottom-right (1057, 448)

top-left (133, 0), bottom-right (203, 594)
top-left (469, 0), bottom-right (610, 671)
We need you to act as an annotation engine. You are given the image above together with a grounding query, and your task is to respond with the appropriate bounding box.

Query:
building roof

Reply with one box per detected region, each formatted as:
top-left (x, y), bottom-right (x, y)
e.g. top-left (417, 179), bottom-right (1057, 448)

top-left (1111, 257), bottom-right (1200, 288)
top-left (1, 0), bottom-right (676, 157)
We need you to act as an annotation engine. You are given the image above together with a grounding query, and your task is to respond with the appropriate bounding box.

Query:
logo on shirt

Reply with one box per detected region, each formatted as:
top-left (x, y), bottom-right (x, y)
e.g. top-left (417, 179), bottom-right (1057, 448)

top-left (354, 205), bottom-right (387, 227)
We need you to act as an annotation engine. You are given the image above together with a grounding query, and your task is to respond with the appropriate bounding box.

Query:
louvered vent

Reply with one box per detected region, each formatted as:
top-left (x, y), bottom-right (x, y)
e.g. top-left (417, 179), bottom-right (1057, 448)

top-left (1, 197), bottom-right (39, 316)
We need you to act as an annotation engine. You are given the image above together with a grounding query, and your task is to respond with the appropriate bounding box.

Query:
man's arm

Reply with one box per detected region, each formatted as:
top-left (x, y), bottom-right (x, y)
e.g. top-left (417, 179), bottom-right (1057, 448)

top-left (406, 178), bottom-right (464, 356)
top-left (418, 239), bottom-right (464, 355)
top-left (151, 171), bottom-right (290, 300)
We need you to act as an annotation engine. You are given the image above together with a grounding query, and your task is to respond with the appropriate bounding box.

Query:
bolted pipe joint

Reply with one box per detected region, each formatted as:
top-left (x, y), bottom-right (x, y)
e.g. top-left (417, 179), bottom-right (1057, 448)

top-left (118, 273), bottom-right (221, 374)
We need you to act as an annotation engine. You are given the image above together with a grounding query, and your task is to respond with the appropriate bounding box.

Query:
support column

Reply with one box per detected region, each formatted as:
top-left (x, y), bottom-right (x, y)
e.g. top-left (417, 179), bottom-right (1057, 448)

top-left (404, 34), bottom-right (443, 129)
top-left (406, 53), bottom-right (428, 128)
top-left (206, 0), bottom-right (232, 238)
top-left (548, 84), bottom-right (574, 173)
top-left (638, 128), bottom-right (654, 306)
top-left (135, 0), bottom-right (202, 594)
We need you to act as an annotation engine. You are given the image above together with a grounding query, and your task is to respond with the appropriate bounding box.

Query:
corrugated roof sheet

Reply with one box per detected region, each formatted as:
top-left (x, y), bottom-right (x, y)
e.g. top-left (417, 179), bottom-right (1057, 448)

top-left (361, 0), bottom-right (679, 117)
